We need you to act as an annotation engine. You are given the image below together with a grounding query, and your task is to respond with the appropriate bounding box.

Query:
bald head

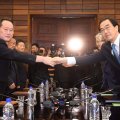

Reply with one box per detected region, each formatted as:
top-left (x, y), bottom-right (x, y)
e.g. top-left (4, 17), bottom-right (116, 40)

top-left (7, 38), bottom-right (16, 49)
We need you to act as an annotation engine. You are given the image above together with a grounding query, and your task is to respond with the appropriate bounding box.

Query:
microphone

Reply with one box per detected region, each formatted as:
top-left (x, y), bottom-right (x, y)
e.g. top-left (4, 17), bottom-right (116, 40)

top-left (69, 100), bottom-right (80, 106)
top-left (79, 89), bottom-right (113, 103)
top-left (73, 75), bottom-right (96, 87)
top-left (43, 100), bottom-right (54, 108)
top-left (112, 85), bottom-right (120, 93)
top-left (99, 85), bottom-right (120, 95)
top-left (50, 91), bottom-right (61, 98)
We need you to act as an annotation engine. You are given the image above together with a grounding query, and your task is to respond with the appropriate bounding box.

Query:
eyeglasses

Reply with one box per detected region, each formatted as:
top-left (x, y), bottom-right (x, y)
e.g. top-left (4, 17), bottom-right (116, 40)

top-left (100, 25), bottom-right (111, 34)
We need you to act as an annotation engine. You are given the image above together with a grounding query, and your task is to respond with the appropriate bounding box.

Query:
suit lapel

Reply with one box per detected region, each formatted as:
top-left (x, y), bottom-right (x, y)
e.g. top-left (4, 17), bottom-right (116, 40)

top-left (104, 42), bottom-right (120, 69)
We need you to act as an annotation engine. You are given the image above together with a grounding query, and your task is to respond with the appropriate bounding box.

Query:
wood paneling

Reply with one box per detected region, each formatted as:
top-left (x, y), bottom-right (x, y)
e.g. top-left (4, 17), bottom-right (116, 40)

top-left (32, 17), bottom-right (96, 49)
top-left (0, 0), bottom-right (12, 4)
top-left (66, 4), bottom-right (82, 10)
top-left (13, 21), bottom-right (28, 26)
top-left (13, 15), bottom-right (28, 20)
top-left (45, 0), bottom-right (60, 5)
top-left (13, 0), bottom-right (28, 5)
top-left (99, 4), bottom-right (115, 9)
top-left (13, 5), bottom-right (28, 9)
top-left (99, 0), bottom-right (114, 3)
top-left (14, 26), bottom-right (28, 36)
top-left (0, 5), bottom-right (12, 9)
top-left (13, 10), bottom-right (28, 15)
top-left (29, 5), bottom-right (45, 10)
top-left (29, 0), bottom-right (44, 5)
top-left (0, 0), bottom-right (119, 49)
top-left (45, 5), bottom-right (60, 10)
top-left (0, 10), bottom-right (12, 15)
top-left (66, 0), bottom-right (83, 4)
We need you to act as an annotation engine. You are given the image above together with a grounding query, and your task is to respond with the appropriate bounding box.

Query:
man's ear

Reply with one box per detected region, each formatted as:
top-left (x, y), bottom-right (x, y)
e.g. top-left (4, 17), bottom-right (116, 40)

top-left (115, 25), bottom-right (119, 31)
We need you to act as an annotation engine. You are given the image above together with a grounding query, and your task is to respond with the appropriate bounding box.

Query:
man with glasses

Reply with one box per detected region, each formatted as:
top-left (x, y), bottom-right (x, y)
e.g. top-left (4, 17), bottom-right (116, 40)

top-left (53, 18), bottom-right (120, 120)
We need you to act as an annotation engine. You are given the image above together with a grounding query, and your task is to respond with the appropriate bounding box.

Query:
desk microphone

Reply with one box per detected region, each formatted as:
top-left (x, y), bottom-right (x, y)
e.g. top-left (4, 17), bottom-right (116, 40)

top-left (79, 87), bottom-right (118, 104)
top-left (111, 85), bottom-right (120, 93)
top-left (43, 100), bottom-right (54, 108)
top-left (73, 75), bottom-right (96, 88)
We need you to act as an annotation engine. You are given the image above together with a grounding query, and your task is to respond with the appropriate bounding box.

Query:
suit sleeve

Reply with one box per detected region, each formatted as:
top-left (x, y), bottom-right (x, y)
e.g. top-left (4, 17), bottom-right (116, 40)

top-left (75, 51), bottom-right (106, 66)
top-left (0, 42), bottom-right (36, 64)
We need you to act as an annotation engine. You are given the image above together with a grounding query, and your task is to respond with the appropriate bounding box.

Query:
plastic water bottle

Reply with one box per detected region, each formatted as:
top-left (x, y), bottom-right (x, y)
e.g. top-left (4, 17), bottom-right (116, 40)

top-left (28, 86), bottom-right (34, 105)
top-left (39, 82), bottom-right (45, 108)
top-left (84, 87), bottom-right (90, 120)
top-left (27, 86), bottom-right (35, 120)
top-left (89, 94), bottom-right (100, 120)
top-left (3, 98), bottom-right (14, 120)
top-left (80, 81), bottom-right (85, 106)
top-left (45, 80), bottom-right (49, 100)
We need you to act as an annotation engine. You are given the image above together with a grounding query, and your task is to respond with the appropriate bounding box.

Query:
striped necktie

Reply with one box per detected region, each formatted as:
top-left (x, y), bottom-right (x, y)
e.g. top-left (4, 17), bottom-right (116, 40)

top-left (112, 44), bottom-right (120, 63)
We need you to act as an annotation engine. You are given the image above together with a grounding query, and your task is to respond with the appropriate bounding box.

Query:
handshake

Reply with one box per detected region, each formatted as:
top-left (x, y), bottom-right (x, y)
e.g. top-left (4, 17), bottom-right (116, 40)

top-left (36, 56), bottom-right (75, 67)
top-left (45, 57), bottom-right (67, 67)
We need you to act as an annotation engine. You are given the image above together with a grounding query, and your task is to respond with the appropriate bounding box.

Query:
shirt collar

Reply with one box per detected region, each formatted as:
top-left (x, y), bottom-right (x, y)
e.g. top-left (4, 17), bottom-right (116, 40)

top-left (111, 34), bottom-right (120, 47)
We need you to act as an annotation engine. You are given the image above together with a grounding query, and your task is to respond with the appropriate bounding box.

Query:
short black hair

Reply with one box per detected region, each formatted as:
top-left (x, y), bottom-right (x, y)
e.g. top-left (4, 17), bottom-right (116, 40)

top-left (0, 17), bottom-right (13, 27)
top-left (99, 17), bottom-right (119, 30)
top-left (16, 39), bottom-right (25, 45)
top-left (32, 43), bottom-right (39, 48)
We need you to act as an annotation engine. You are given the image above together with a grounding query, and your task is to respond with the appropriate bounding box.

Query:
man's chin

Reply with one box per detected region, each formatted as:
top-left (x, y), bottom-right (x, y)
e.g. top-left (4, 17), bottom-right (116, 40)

top-left (5, 39), bottom-right (10, 42)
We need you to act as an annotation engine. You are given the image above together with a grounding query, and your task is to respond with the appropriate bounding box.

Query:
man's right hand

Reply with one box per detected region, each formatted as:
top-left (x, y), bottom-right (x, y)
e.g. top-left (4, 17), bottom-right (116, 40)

top-left (36, 56), bottom-right (55, 67)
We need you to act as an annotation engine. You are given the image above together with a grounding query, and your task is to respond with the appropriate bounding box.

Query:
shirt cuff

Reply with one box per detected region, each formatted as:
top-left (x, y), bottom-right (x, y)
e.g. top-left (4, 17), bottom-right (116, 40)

top-left (66, 57), bottom-right (76, 65)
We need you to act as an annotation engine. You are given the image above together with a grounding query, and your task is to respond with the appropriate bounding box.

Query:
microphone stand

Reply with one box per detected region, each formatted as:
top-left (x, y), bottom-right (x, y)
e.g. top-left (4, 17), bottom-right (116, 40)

top-left (79, 89), bottom-right (114, 103)
top-left (73, 75), bottom-right (97, 88)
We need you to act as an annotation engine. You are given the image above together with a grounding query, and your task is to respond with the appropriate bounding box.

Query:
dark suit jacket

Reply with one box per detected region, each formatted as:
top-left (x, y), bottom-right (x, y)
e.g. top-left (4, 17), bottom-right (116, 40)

top-left (16, 62), bottom-right (28, 89)
top-left (28, 62), bottom-right (49, 86)
top-left (75, 41), bottom-right (120, 90)
top-left (0, 39), bottom-right (36, 94)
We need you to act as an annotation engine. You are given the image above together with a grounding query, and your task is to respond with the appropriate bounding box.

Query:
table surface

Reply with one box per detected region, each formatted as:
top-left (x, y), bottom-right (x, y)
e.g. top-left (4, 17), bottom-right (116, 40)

top-left (0, 101), bottom-right (18, 107)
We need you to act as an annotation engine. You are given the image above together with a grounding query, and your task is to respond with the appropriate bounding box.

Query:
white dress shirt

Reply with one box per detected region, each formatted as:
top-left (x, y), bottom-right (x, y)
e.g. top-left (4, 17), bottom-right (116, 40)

top-left (66, 57), bottom-right (76, 65)
top-left (111, 34), bottom-right (120, 55)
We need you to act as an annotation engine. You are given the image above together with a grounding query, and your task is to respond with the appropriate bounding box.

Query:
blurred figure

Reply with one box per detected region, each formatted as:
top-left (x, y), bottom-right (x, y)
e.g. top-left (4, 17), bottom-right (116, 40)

top-left (56, 45), bottom-right (66, 57)
top-left (39, 46), bottom-right (47, 56)
top-left (16, 39), bottom-right (25, 52)
top-left (31, 43), bottom-right (39, 55)
top-left (89, 33), bottom-right (105, 92)
top-left (28, 45), bottom-right (50, 87)
top-left (15, 39), bottom-right (28, 90)
top-left (95, 32), bottom-right (105, 50)
top-left (6, 37), bottom-right (16, 49)
top-left (7, 38), bottom-right (17, 92)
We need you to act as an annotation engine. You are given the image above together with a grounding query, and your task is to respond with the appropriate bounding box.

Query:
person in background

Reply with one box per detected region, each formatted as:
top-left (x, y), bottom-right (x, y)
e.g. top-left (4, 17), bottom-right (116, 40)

top-left (7, 38), bottom-right (18, 92)
top-left (90, 33), bottom-right (106, 92)
top-left (6, 37), bottom-right (16, 49)
top-left (95, 32), bottom-right (106, 51)
top-left (15, 39), bottom-right (28, 90)
top-left (28, 45), bottom-right (50, 87)
top-left (39, 46), bottom-right (47, 56)
top-left (31, 43), bottom-right (39, 55)
top-left (0, 18), bottom-right (54, 100)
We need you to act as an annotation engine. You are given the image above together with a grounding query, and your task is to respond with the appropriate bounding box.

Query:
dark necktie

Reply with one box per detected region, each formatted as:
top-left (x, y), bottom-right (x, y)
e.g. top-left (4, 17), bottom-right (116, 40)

top-left (112, 44), bottom-right (120, 63)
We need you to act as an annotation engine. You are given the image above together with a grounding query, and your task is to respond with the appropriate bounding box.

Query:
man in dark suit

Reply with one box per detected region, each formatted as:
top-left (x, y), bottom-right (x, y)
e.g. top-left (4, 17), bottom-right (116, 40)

top-left (53, 18), bottom-right (120, 120)
top-left (0, 18), bottom-right (54, 99)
